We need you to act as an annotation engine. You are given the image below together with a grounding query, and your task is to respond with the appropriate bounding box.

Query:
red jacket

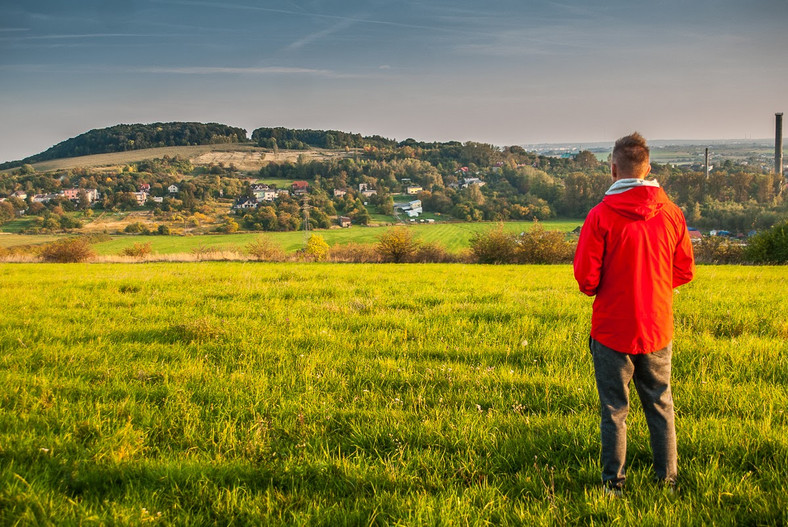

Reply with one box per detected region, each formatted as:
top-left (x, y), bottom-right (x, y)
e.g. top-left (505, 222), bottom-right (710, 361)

top-left (574, 184), bottom-right (695, 354)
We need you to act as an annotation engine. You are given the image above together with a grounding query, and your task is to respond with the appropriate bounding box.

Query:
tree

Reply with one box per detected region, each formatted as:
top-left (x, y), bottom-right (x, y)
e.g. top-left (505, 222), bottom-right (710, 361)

top-left (305, 234), bottom-right (330, 261)
top-left (376, 227), bottom-right (419, 263)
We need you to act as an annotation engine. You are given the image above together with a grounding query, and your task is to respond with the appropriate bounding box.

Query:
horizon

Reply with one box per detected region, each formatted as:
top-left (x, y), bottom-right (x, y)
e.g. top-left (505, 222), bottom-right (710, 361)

top-left (1, 1), bottom-right (787, 162)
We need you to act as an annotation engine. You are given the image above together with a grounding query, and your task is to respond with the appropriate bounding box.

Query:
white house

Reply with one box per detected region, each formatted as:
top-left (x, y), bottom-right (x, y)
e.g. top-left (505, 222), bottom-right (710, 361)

top-left (233, 197), bottom-right (259, 210)
top-left (168, 185), bottom-right (179, 193)
top-left (132, 191), bottom-right (148, 206)
top-left (406, 185), bottom-right (422, 195)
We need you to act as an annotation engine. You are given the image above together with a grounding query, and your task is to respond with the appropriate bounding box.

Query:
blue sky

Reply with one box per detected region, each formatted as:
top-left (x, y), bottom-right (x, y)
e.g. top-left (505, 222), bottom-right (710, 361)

top-left (1, 0), bottom-right (787, 162)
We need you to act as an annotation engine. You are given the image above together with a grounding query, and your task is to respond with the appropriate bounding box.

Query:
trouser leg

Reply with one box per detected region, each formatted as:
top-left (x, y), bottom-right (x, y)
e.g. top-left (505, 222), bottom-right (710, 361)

top-left (590, 338), bottom-right (633, 486)
top-left (632, 343), bottom-right (677, 482)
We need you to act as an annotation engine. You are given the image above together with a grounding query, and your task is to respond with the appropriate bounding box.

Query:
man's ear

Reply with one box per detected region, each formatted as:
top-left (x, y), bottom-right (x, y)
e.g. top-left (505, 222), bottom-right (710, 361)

top-left (644, 164), bottom-right (652, 178)
top-left (611, 163), bottom-right (619, 181)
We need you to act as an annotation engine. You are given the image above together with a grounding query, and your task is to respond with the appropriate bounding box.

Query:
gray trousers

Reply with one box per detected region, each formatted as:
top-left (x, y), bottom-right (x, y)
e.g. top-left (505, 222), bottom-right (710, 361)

top-left (590, 337), bottom-right (677, 486)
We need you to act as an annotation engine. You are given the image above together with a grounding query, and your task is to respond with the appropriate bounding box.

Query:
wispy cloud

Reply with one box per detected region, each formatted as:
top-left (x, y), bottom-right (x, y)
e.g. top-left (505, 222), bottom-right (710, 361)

top-left (0, 33), bottom-right (182, 41)
top-left (136, 65), bottom-right (369, 78)
top-left (154, 0), bottom-right (459, 34)
top-left (285, 17), bottom-right (357, 51)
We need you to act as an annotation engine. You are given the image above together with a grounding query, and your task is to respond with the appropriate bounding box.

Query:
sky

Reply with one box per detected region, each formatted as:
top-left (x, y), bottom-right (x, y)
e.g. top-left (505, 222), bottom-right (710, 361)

top-left (1, 0), bottom-right (787, 162)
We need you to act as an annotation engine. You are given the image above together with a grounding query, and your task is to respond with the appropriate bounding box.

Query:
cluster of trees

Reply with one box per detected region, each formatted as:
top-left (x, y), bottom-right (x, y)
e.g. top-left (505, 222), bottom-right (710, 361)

top-left (251, 127), bottom-right (396, 150)
top-left (1, 123), bottom-right (248, 169)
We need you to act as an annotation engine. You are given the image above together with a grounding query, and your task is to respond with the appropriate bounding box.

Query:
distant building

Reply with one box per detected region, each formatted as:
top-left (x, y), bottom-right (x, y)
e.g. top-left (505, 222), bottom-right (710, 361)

top-left (139, 183), bottom-right (151, 192)
top-left (291, 181), bottom-right (309, 195)
top-left (168, 184), bottom-right (179, 193)
top-left (333, 188), bottom-right (348, 198)
top-left (132, 191), bottom-right (148, 206)
top-left (233, 197), bottom-right (258, 210)
top-left (339, 216), bottom-right (352, 228)
top-left (406, 185), bottom-right (422, 195)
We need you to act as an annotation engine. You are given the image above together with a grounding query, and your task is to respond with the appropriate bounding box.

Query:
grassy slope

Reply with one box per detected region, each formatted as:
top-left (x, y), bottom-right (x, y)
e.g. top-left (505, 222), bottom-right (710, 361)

top-left (85, 220), bottom-right (580, 255)
top-left (0, 263), bottom-right (785, 524)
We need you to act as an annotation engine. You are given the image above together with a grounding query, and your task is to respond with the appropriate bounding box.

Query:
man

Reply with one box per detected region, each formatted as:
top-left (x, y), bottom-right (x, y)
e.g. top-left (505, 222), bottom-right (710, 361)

top-left (573, 132), bottom-right (695, 496)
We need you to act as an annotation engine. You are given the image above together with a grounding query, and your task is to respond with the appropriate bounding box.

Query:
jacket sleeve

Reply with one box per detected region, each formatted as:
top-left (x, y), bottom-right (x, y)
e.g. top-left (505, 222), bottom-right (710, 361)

top-left (672, 217), bottom-right (695, 288)
top-left (574, 210), bottom-right (604, 296)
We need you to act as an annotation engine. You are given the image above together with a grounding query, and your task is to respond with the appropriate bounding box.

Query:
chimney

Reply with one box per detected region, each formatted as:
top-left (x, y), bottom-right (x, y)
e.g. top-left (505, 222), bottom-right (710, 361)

top-left (776, 113), bottom-right (784, 177)
top-left (705, 147), bottom-right (710, 178)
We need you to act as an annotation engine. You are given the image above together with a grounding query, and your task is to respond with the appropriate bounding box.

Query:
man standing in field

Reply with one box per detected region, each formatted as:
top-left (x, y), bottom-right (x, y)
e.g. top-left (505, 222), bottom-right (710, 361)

top-left (573, 132), bottom-right (695, 496)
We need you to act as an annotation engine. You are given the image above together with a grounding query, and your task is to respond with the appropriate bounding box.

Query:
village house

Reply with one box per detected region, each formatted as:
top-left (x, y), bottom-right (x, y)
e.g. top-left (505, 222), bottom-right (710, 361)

top-left (132, 191), bottom-right (148, 206)
top-left (461, 177), bottom-right (486, 189)
top-left (291, 181), bottom-right (309, 195)
top-left (32, 193), bottom-right (57, 203)
top-left (61, 188), bottom-right (81, 200)
top-left (11, 191), bottom-right (27, 200)
top-left (361, 189), bottom-right (378, 198)
top-left (233, 197), bottom-right (259, 210)
top-left (396, 199), bottom-right (423, 218)
top-left (276, 189), bottom-right (290, 198)
top-left (139, 183), bottom-right (151, 192)
top-left (333, 188), bottom-right (348, 198)
top-left (168, 184), bottom-right (179, 193)
top-left (338, 216), bottom-right (352, 228)
top-left (152, 196), bottom-right (164, 204)
top-left (406, 185), bottom-right (422, 195)
top-left (252, 187), bottom-right (278, 201)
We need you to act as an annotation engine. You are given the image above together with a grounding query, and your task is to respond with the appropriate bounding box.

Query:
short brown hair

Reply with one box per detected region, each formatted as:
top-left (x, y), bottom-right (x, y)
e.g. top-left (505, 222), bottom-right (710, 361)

top-left (612, 132), bottom-right (650, 177)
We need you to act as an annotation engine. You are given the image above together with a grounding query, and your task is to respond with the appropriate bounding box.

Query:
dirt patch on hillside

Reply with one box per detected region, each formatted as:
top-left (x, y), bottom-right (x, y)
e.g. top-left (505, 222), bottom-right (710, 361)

top-left (191, 149), bottom-right (353, 171)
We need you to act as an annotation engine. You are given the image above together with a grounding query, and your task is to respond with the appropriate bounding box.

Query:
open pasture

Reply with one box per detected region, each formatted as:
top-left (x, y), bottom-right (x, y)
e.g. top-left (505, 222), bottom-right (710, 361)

top-left (0, 263), bottom-right (786, 524)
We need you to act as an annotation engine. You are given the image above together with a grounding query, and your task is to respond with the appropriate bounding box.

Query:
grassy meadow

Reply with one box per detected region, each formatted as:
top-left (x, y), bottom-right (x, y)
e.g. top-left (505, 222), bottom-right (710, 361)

top-left (1, 220), bottom-right (580, 255)
top-left (0, 263), bottom-right (786, 525)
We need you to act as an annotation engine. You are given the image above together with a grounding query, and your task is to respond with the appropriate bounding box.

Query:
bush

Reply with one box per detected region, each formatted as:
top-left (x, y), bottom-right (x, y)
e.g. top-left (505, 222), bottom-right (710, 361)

top-left (41, 238), bottom-right (96, 263)
top-left (157, 224), bottom-right (171, 235)
top-left (245, 236), bottom-right (285, 261)
top-left (376, 227), bottom-right (419, 263)
top-left (328, 242), bottom-right (381, 263)
top-left (120, 242), bottom-right (153, 259)
top-left (694, 236), bottom-right (745, 264)
top-left (469, 224), bottom-right (517, 264)
top-left (412, 241), bottom-right (456, 263)
top-left (514, 224), bottom-right (575, 264)
top-left (745, 221), bottom-right (788, 264)
top-left (305, 234), bottom-right (330, 261)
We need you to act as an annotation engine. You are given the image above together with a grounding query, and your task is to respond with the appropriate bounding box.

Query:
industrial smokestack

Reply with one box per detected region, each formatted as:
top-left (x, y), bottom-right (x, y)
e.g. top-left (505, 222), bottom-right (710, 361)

top-left (776, 112), bottom-right (784, 177)
top-left (705, 147), bottom-right (710, 178)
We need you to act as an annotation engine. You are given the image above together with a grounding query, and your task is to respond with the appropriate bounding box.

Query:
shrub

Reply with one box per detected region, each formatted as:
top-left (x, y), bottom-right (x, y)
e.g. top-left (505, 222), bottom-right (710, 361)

top-left (120, 242), bottom-right (153, 259)
top-left (328, 242), bottom-right (381, 263)
top-left (376, 227), bottom-right (419, 263)
top-left (305, 234), bottom-right (330, 261)
top-left (694, 236), bottom-right (745, 264)
top-left (157, 224), bottom-right (171, 235)
top-left (41, 238), bottom-right (96, 263)
top-left (514, 224), bottom-right (575, 264)
top-left (469, 224), bottom-right (517, 264)
top-left (745, 221), bottom-right (788, 264)
top-left (412, 241), bottom-right (456, 263)
top-left (124, 222), bottom-right (144, 234)
top-left (245, 236), bottom-right (285, 261)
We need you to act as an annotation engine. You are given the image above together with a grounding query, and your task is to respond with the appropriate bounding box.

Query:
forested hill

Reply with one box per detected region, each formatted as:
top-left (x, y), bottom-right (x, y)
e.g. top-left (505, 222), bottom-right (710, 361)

top-left (1, 122), bottom-right (248, 169)
top-left (251, 126), bottom-right (399, 150)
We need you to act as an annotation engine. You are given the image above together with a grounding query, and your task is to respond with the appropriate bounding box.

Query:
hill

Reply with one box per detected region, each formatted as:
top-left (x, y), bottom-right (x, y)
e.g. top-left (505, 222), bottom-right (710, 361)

top-left (0, 122), bottom-right (248, 169)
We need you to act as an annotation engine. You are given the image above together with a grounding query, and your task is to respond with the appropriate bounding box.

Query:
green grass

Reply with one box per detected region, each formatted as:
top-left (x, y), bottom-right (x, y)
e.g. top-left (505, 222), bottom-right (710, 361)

top-left (0, 263), bottom-right (785, 524)
top-left (0, 216), bottom-right (39, 234)
top-left (79, 220), bottom-right (579, 255)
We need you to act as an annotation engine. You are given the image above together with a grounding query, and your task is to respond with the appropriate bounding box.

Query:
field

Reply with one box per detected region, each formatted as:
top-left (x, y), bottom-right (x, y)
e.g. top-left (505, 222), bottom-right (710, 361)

top-left (0, 263), bottom-right (786, 525)
top-left (2, 145), bottom-right (355, 174)
top-left (1, 220), bottom-right (581, 255)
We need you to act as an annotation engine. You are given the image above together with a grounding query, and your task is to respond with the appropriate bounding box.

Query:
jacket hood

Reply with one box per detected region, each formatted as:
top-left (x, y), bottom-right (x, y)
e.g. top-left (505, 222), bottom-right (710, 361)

top-left (601, 179), bottom-right (668, 221)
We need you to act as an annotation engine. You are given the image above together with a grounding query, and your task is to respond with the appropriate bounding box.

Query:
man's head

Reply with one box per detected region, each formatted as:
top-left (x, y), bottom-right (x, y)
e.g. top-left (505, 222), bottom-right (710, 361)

top-left (611, 132), bottom-right (651, 180)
